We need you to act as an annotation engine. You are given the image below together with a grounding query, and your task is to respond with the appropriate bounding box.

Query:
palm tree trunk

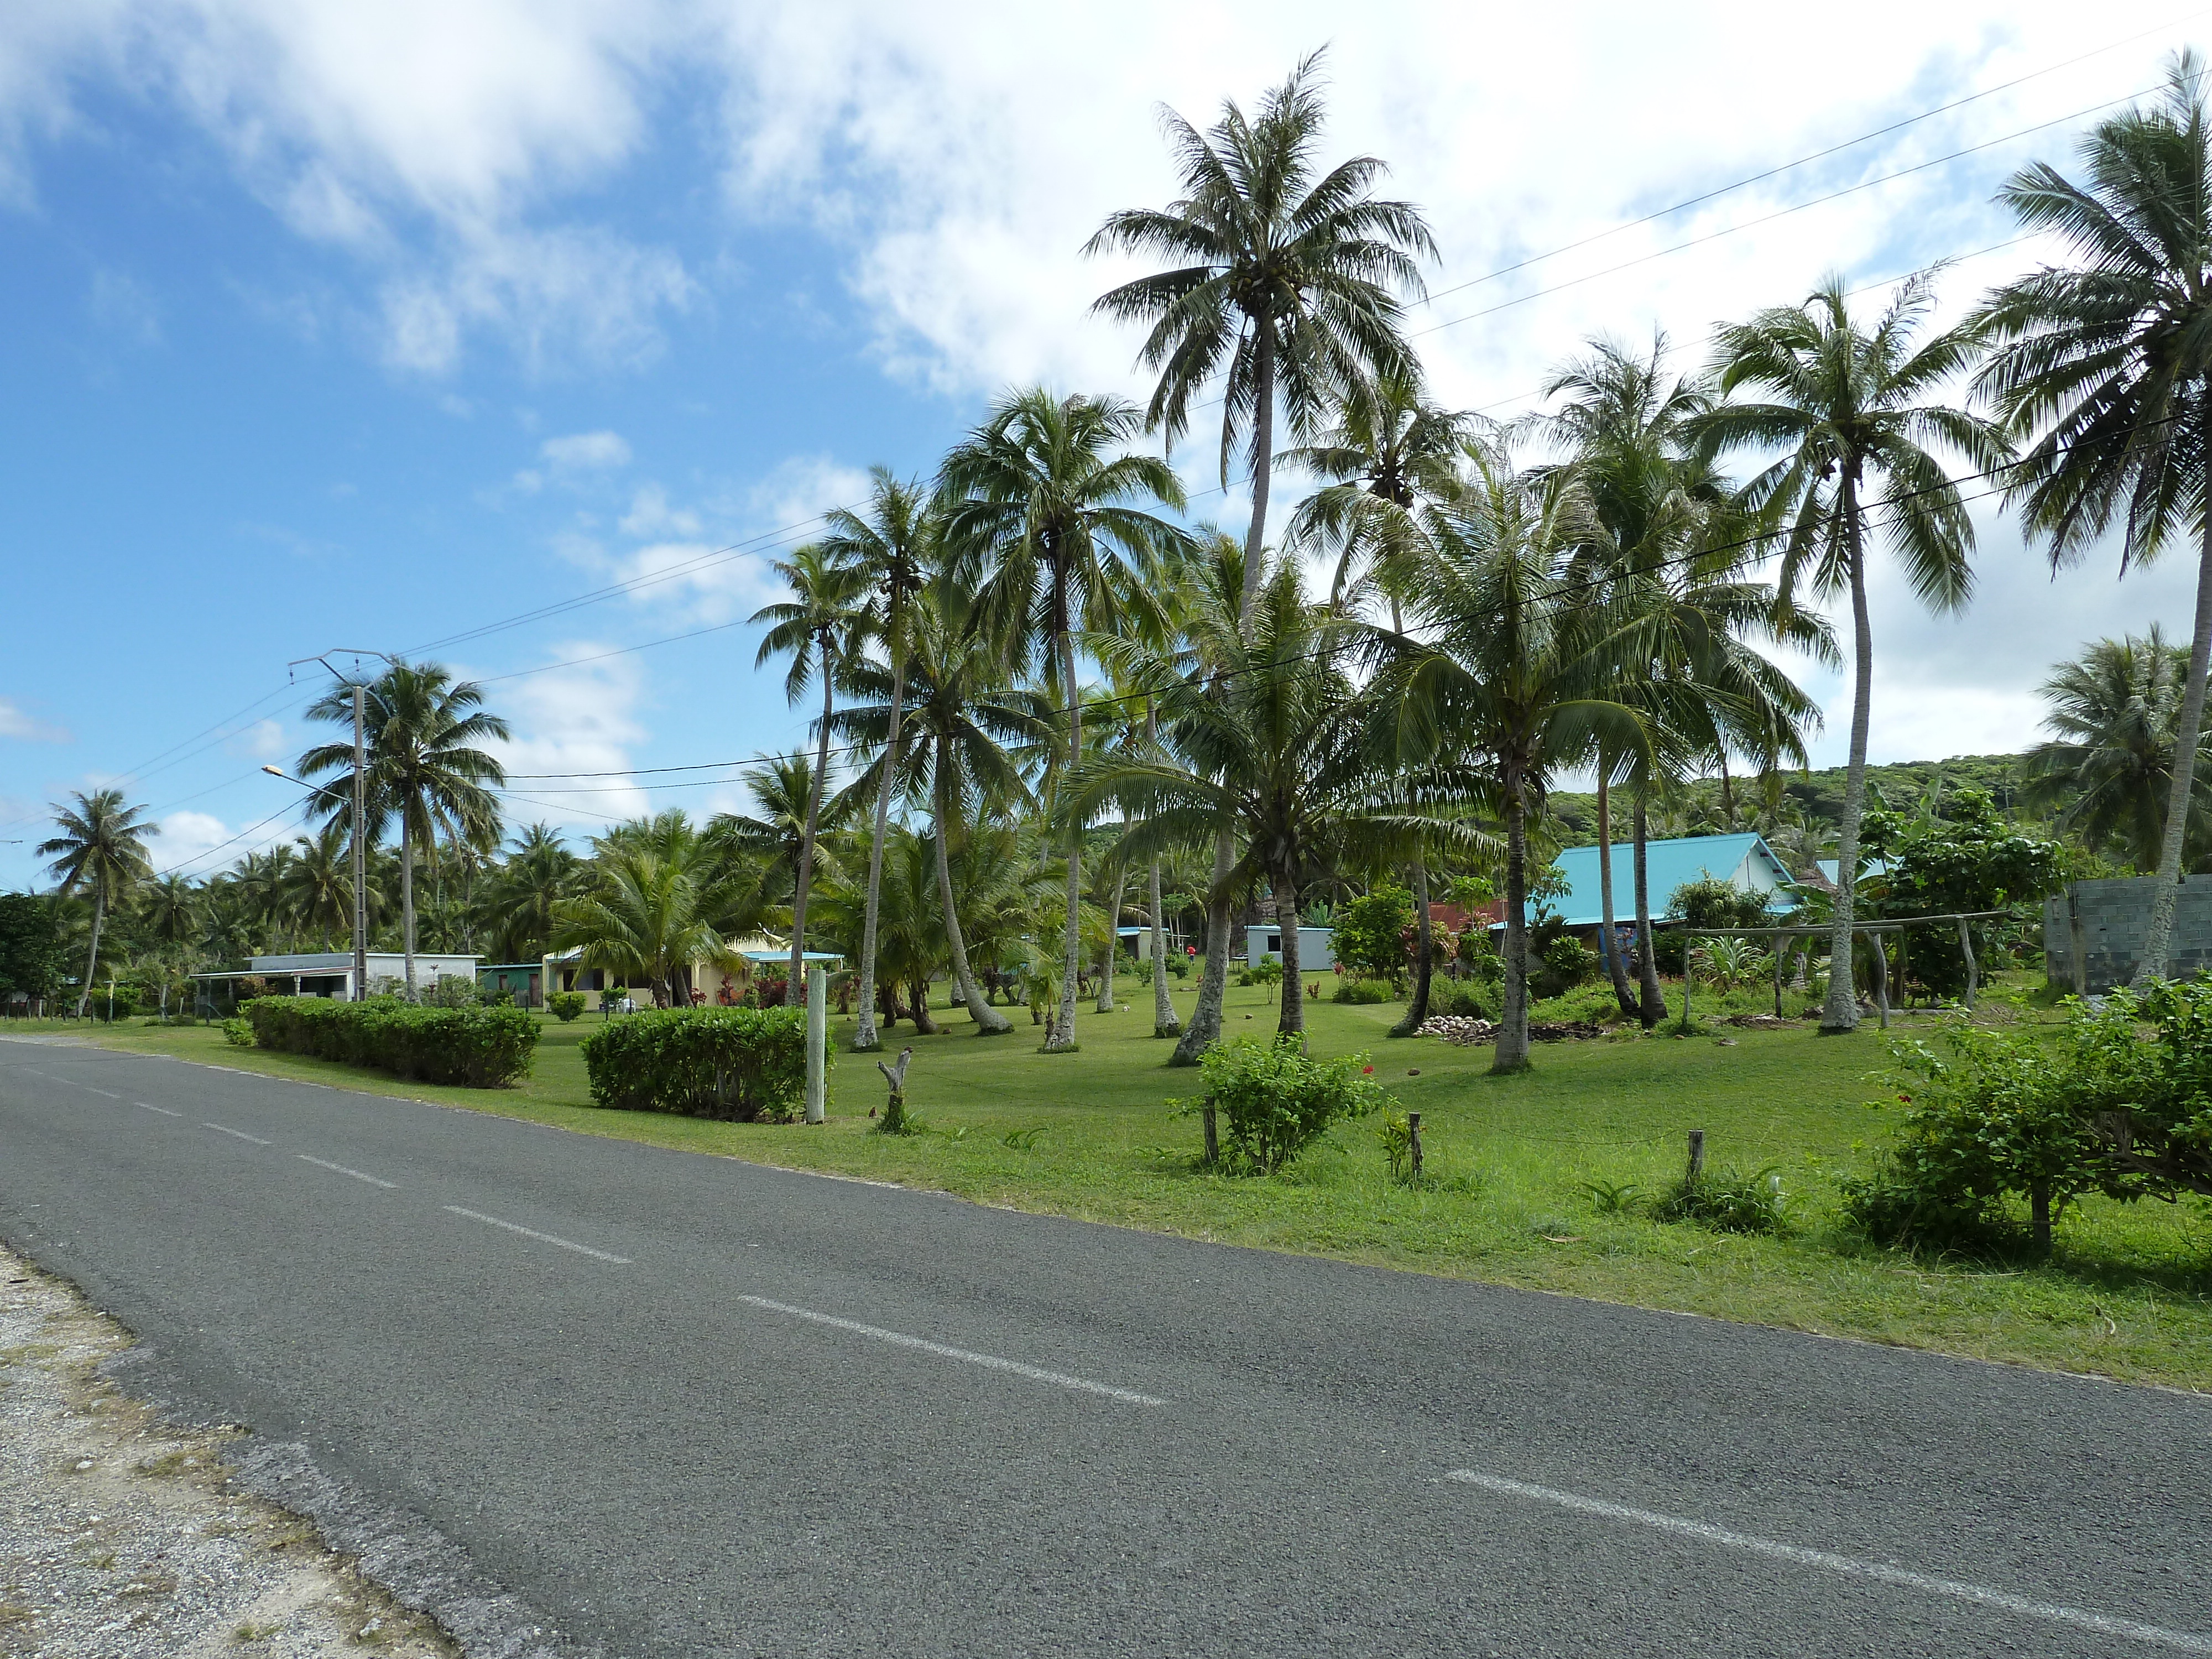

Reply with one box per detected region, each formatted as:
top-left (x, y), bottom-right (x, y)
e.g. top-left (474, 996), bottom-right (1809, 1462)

top-left (1391, 855), bottom-right (1436, 1037)
top-left (933, 740), bottom-right (1010, 1034)
top-left (786, 638), bottom-right (836, 1008)
top-left (1143, 698), bottom-right (1180, 1038)
top-left (1240, 321), bottom-right (1276, 605)
top-left (1170, 826), bottom-right (1235, 1066)
top-left (1276, 879), bottom-right (1305, 1038)
top-left (1634, 796), bottom-right (1665, 1027)
top-left (1096, 864), bottom-right (1128, 1013)
top-left (1597, 766), bottom-right (1637, 1018)
top-left (852, 643), bottom-right (908, 1051)
top-left (1046, 625), bottom-right (1084, 1051)
top-left (2136, 479), bottom-right (2212, 985)
top-left (1823, 516), bottom-right (1874, 1032)
top-left (77, 888), bottom-right (105, 1019)
top-left (1494, 769), bottom-right (1531, 1073)
top-left (1149, 858), bottom-right (1178, 1037)
top-left (401, 817), bottom-right (416, 1000)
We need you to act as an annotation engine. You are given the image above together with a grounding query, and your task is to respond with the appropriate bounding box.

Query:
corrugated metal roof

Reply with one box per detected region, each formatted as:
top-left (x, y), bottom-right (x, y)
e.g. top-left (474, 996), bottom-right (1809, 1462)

top-left (1509, 833), bottom-right (1797, 928)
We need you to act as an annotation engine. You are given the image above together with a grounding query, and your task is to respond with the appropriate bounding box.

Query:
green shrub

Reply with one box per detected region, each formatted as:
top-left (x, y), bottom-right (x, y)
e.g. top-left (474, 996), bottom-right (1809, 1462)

top-left (1841, 985), bottom-right (2212, 1253)
top-left (1532, 936), bottom-right (1597, 1000)
top-left (1378, 1105), bottom-right (1414, 1180)
top-left (1175, 1036), bottom-right (1384, 1173)
top-left (424, 975), bottom-right (479, 1009)
top-left (1429, 978), bottom-right (1498, 1021)
top-left (242, 997), bottom-right (539, 1088)
top-left (1654, 1165), bottom-right (1788, 1235)
top-left (1656, 877), bottom-right (1775, 973)
top-left (1333, 885), bottom-right (1414, 983)
top-left (221, 1017), bottom-right (255, 1047)
top-left (579, 1006), bottom-right (816, 1122)
top-left (547, 990), bottom-right (587, 1022)
top-left (1132, 956), bottom-right (1155, 986)
top-left (1332, 977), bottom-right (1394, 1004)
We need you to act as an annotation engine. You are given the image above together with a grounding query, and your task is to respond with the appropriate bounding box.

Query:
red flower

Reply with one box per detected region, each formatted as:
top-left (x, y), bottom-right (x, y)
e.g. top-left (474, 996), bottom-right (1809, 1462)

top-left (1362, 1065), bottom-right (1374, 1074)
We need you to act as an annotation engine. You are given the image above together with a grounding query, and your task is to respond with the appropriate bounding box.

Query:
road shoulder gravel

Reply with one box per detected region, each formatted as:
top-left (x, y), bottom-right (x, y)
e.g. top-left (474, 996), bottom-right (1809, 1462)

top-left (0, 1240), bottom-right (458, 1659)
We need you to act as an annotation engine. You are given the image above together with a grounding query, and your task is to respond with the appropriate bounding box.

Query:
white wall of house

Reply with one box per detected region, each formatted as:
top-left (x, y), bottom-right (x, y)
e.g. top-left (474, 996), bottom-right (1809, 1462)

top-left (1245, 924), bottom-right (1337, 970)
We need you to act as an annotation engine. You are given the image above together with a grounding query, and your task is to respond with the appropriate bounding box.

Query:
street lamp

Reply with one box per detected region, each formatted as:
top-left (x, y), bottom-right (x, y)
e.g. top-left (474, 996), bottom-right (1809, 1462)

top-left (285, 649), bottom-right (396, 1003)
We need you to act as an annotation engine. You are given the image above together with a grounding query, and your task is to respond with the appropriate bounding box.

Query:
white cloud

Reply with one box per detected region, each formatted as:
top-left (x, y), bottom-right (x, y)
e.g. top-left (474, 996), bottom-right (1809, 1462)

top-left (2, 0), bottom-right (695, 372)
top-left (619, 482), bottom-right (701, 539)
top-left (1771, 503), bottom-right (2203, 768)
top-left (540, 428), bottom-right (632, 469)
top-left (0, 697), bottom-right (68, 743)
top-left (226, 718), bottom-right (288, 761)
top-left (157, 809), bottom-right (237, 873)
top-left (488, 645), bottom-right (651, 825)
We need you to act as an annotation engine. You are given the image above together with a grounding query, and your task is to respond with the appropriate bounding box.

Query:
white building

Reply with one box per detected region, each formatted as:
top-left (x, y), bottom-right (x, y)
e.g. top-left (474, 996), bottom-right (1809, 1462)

top-left (191, 951), bottom-right (481, 1005)
top-left (1245, 924), bottom-right (1338, 971)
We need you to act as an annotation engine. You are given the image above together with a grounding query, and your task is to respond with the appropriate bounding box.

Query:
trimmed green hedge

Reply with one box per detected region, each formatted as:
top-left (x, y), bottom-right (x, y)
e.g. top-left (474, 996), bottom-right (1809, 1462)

top-left (242, 997), bottom-right (540, 1088)
top-left (580, 1006), bottom-right (816, 1121)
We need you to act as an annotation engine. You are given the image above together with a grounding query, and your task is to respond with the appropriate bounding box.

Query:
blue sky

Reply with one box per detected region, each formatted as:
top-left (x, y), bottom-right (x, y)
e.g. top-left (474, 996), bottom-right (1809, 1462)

top-left (1, 1), bottom-right (2204, 889)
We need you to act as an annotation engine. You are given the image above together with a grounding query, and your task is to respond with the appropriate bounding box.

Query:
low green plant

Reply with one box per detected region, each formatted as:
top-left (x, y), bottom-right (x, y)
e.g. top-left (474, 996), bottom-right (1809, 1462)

top-left (1578, 1177), bottom-right (1641, 1215)
top-left (1173, 1036), bottom-right (1384, 1175)
top-left (425, 975), bottom-right (479, 1010)
top-left (1332, 977), bottom-right (1393, 1005)
top-left (1001, 1125), bottom-right (1048, 1150)
top-left (1654, 1165), bottom-right (1788, 1235)
top-left (1378, 1105), bottom-right (1412, 1179)
top-left (547, 991), bottom-right (587, 1022)
top-left (1428, 977), bottom-right (1498, 1021)
top-left (220, 1017), bottom-right (254, 1048)
top-left (580, 1006), bottom-right (815, 1121)
top-left (1533, 936), bottom-right (1597, 999)
top-left (875, 1096), bottom-right (922, 1136)
top-left (1250, 954), bottom-right (1284, 1000)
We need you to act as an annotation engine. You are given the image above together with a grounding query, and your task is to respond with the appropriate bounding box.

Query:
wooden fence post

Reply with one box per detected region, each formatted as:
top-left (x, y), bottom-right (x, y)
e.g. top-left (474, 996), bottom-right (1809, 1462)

top-left (1957, 918), bottom-right (1978, 1011)
top-left (1686, 1129), bottom-right (1705, 1180)
top-left (1408, 1110), bottom-right (1423, 1178)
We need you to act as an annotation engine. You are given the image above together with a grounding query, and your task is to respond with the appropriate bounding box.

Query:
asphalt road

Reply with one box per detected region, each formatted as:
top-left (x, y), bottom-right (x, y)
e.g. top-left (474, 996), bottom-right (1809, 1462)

top-left (3, 1037), bottom-right (2208, 1658)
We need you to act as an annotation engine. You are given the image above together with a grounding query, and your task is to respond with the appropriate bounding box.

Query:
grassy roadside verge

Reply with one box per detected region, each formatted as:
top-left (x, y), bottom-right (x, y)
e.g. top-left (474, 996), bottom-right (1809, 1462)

top-left (24, 977), bottom-right (2211, 1391)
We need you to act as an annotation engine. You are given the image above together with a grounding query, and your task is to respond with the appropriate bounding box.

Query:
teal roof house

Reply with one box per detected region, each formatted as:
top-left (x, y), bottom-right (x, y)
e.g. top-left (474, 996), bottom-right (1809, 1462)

top-left (1509, 832), bottom-right (1798, 929)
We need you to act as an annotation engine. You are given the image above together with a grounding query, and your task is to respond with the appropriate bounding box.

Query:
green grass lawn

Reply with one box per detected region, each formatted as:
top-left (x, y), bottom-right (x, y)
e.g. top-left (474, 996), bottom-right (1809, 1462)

top-left (24, 974), bottom-right (2211, 1391)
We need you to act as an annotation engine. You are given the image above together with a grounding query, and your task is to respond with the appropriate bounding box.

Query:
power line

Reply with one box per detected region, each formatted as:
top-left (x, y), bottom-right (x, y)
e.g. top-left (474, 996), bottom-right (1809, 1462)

top-left (1408, 9), bottom-right (2210, 313)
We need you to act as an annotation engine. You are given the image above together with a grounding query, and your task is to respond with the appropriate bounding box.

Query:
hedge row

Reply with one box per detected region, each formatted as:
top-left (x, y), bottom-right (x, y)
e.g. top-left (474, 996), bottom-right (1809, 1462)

top-left (579, 1006), bottom-right (816, 1121)
top-left (242, 997), bottom-right (540, 1088)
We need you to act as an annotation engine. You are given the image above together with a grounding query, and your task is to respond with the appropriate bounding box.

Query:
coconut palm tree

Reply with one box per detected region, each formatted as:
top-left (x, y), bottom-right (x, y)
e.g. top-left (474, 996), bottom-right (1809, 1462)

top-left (1284, 371), bottom-right (1477, 1034)
top-left (38, 789), bottom-right (158, 1017)
top-left (1974, 53), bottom-right (2212, 980)
top-left (709, 755), bottom-right (821, 906)
top-left (300, 661), bottom-right (508, 999)
top-left (140, 872), bottom-right (201, 958)
top-left (833, 584), bottom-right (1048, 1034)
top-left (1694, 273), bottom-right (2007, 1032)
top-left (1284, 364), bottom-right (1473, 623)
top-left (1368, 443), bottom-right (1641, 1071)
top-left (817, 471), bottom-right (936, 1051)
top-left (479, 822), bottom-right (577, 964)
top-left (2021, 627), bottom-right (2212, 872)
top-left (549, 844), bottom-right (746, 1011)
top-left (279, 819), bottom-right (355, 950)
top-left (749, 542), bottom-right (868, 1005)
top-left (939, 387), bottom-right (1192, 1051)
top-left (1540, 332), bottom-right (1833, 1025)
top-left (1081, 556), bottom-right (1483, 1042)
top-left (1086, 49), bottom-right (1437, 602)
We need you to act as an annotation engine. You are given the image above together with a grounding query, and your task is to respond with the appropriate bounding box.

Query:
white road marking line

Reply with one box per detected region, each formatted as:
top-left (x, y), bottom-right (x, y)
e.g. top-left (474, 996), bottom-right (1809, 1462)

top-left (135, 1103), bottom-right (182, 1118)
top-left (738, 1295), bottom-right (1165, 1406)
top-left (81, 1086), bottom-right (122, 1098)
top-left (201, 1122), bottom-right (272, 1146)
top-left (443, 1206), bottom-right (629, 1264)
top-left (1446, 1472), bottom-right (2212, 1653)
top-left (297, 1154), bottom-right (397, 1190)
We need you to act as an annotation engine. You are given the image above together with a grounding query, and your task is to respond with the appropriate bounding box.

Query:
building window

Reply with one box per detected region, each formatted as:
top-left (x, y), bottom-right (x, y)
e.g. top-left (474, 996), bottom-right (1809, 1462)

top-left (1267, 933), bottom-right (1281, 952)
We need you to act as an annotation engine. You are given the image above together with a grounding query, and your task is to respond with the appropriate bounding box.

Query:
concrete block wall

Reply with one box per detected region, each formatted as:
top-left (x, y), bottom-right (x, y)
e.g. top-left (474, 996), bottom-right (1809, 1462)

top-left (2043, 875), bottom-right (2212, 993)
